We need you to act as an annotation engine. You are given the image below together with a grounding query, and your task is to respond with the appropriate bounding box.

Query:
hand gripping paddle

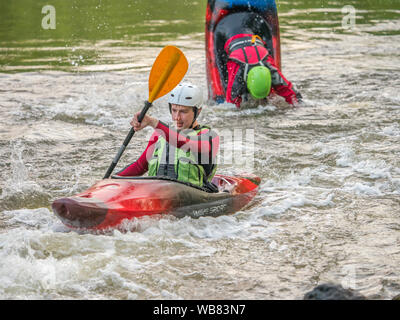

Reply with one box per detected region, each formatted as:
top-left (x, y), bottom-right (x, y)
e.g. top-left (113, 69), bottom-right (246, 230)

top-left (103, 46), bottom-right (188, 179)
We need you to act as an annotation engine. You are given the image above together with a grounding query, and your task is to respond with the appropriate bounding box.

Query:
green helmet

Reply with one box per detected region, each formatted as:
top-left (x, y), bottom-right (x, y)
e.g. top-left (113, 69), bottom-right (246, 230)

top-left (246, 66), bottom-right (272, 99)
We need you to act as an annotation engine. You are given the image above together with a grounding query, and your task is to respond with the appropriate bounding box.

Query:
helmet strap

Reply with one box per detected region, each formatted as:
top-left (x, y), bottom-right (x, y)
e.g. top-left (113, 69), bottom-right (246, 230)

top-left (244, 63), bottom-right (249, 82)
top-left (189, 107), bottom-right (199, 129)
top-left (241, 47), bottom-right (250, 82)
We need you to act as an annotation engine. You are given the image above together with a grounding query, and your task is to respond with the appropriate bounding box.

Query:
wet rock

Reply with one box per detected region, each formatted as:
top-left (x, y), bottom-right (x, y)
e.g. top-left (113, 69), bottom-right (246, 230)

top-left (304, 283), bottom-right (367, 300)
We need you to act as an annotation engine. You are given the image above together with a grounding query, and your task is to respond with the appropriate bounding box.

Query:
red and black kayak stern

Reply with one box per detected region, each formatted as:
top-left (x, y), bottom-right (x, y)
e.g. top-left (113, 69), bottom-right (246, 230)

top-left (52, 197), bottom-right (108, 229)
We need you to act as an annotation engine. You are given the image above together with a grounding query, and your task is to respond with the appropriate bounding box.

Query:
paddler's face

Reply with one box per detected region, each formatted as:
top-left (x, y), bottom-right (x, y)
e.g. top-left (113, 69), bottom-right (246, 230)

top-left (171, 104), bottom-right (195, 130)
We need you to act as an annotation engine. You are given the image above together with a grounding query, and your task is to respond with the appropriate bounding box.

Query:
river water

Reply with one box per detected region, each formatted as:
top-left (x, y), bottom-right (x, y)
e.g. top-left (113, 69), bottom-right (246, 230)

top-left (0, 0), bottom-right (399, 299)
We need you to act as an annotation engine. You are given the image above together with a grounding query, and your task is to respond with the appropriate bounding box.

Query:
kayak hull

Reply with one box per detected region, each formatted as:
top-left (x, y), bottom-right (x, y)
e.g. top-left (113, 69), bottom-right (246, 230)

top-left (52, 174), bottom-right (260, 230)
top-left (205, 0), bottom-right (281, 103)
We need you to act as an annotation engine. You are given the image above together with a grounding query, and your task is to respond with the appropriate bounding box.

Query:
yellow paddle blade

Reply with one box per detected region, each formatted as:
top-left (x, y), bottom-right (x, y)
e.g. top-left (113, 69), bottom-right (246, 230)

top-left (148, 46), bottom-right (188, 103)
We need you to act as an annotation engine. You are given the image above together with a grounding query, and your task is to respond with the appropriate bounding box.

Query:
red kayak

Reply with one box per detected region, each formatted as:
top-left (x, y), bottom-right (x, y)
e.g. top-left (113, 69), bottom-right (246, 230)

top-left (205, 0), bottom-right (281, 103)
top-left (52, 174), bottom-right (261, 230)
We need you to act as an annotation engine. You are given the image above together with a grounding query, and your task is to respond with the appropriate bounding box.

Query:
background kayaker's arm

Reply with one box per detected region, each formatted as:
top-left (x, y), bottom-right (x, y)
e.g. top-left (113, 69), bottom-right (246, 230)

top-left (265, 55), bottom-right (303, 106)
top-left (225, 60), bottom-right (243, 108)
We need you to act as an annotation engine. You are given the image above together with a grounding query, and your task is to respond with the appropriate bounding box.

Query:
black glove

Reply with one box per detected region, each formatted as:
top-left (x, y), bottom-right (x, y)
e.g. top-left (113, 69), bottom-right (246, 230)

top-left (293, 86), bottom-right (303, 103)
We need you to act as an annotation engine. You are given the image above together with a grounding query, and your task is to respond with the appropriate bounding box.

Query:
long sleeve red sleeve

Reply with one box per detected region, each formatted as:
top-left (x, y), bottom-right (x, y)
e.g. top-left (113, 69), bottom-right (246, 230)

top-left (116, 122), bottom-right (219, 176)
top-left (155, 121), bottom-right (219, 159)
top-left (226, 60), bottom-right (243, 108)
top-left (265, 55), bottom-right (300, 105)
top-left (115, 131), bottom-right (159, 176)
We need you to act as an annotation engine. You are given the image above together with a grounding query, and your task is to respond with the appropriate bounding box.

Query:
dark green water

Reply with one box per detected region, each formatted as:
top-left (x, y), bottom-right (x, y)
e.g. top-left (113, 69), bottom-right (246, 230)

top-left (1, 0), bottom-right (399, 72)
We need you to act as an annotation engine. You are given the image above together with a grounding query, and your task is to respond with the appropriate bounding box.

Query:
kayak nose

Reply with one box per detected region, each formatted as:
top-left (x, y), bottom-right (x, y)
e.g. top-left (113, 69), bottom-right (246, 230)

top-left (52, 197), bottom-right (108, 229)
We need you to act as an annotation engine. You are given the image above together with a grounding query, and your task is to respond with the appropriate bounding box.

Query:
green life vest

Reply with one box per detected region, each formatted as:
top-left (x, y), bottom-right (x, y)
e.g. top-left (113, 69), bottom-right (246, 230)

top-left (148, 126), bottom-right (217, 187)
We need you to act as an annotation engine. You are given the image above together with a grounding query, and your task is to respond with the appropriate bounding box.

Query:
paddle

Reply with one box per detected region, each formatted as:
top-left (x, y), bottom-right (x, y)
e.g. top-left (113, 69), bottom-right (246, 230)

top-left (103, 45), bottom-right (188, 179)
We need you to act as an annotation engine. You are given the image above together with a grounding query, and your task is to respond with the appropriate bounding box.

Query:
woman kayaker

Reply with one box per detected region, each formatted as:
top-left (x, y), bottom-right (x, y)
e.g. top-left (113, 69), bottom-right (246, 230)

top-left (214, 12), bottom-right (302, 108)
top-left (116, 83), bottom-right (219, 192)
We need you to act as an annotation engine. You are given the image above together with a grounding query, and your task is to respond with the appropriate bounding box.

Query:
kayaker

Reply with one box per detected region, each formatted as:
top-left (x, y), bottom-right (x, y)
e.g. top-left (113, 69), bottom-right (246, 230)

top-left (214, 12), bottom-right (302, 108)
top-left (225, 33), bottom-right (302, 108)
top-left (116, 83), bottom-right (219, 192)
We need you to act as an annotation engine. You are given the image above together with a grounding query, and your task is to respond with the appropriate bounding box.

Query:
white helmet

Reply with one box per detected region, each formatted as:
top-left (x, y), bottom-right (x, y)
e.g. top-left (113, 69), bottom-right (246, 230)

top-left (168, 83), bottom-right (203, 108)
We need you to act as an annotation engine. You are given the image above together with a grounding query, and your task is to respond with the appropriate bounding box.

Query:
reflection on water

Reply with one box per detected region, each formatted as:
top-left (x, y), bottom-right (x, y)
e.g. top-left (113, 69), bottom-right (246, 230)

top-left (1, 0), bottom-right (399, 72)
top-left (0, 0), bottom-right (205, 72)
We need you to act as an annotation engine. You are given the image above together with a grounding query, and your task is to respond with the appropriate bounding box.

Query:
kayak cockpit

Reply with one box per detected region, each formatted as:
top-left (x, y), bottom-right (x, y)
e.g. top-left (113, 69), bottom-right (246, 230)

top-left (110, 173), bottom-right (261, 194)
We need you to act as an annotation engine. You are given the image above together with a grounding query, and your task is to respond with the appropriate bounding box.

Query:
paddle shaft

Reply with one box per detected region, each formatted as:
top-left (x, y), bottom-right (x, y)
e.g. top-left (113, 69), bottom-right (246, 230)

top-left (103, 101), bottom-right (151, 179)
top-left (102, 47), bottom-right (184, 179)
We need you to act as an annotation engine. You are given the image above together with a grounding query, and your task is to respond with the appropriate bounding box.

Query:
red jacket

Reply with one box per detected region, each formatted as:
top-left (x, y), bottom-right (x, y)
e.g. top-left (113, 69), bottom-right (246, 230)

top-left (116, 121), bottom-right (219, 177)
top-left (224, 34), bottom-right (301, 108)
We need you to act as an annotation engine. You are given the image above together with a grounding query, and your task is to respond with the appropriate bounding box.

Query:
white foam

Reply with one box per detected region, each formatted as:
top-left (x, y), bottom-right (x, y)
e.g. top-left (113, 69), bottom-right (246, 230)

top-left (0, 228), bottom-right (73, 298)
top-left (97, 262), bottom-right (156, 297)
top-left (380, 124), bottom-right (400, 137)
top-left (106, 208), bottom-right (280, 246)
top-left (0, 140), bottom-right (43, 199)
top-left (257, 194), bottom-right (305, 217)
top-left (2, 208), bottom-right (57, 229)
top-left (353, 159), bottom-right (392, 179)
top-left (336, 147), bottom-right (355, 168)
top-left (138, 214), bottom-right (253, 241)
top-left (0, 223), bottom-right (167, 299)
top-left (160, 289), bottom-right (183, 300)
top-left (312, 139), bottom-right (399, 196)
top-left (343, 182), bottom-right (383, 196)
top-left (204, 101), bottom-right (278, 121)
top-left (24, 74), bottom-right (149, 130)
top-left (20, 122), bottom-right (109, 143)
top-left (256, 191), bottom-right (334, 218)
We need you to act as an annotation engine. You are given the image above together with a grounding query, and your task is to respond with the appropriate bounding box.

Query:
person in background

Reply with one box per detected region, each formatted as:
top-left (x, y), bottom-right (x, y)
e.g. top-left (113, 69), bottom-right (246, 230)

top-left (224, 33), bottom-right (303, 108)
